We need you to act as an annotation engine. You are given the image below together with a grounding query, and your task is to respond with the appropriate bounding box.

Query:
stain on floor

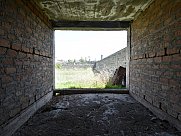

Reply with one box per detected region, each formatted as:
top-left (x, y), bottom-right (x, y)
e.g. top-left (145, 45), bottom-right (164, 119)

top-left (13, 94), bottom-right (181, 136)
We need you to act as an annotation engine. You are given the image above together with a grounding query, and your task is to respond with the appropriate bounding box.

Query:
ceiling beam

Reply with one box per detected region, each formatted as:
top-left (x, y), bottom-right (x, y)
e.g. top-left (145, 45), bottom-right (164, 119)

top-left (51, 21), bottom-right (130, 30)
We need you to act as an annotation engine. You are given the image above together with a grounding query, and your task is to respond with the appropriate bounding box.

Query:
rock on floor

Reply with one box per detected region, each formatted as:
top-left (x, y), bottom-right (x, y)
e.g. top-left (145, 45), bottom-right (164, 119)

top-left (13, 94), bottom-right (181, 136)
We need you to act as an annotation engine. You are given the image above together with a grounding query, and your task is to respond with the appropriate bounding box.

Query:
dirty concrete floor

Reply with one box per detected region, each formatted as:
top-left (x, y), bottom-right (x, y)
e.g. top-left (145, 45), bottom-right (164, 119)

top-left (13, 94), bottom-right (181, 136)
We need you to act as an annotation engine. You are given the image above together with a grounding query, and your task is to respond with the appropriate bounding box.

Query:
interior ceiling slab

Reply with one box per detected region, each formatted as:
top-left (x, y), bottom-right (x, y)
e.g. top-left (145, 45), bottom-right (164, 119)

top-left (35, 0), bottom-right (153, 21)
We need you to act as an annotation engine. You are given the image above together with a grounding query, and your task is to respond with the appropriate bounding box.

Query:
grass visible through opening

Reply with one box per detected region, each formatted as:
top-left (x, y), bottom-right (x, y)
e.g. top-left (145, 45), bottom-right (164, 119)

top-left (55, 68), bottom-right (105, 89)
top-left (105, 82), bottom-right (126, 89)
top-left (55, 67), bottom-right (125, 89)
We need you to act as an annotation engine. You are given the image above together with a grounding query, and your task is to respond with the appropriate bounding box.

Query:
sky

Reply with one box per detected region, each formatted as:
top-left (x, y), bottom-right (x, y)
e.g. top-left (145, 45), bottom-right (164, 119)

top-left (55, 30), bottom-right (127, 61)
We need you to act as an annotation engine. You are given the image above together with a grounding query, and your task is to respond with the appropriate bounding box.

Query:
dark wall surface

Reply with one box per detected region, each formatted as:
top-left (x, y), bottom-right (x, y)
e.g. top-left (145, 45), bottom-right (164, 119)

top-left (0, 0), bottom-right (54, 128)
top-left (130, 0), bottom-right (181, 129)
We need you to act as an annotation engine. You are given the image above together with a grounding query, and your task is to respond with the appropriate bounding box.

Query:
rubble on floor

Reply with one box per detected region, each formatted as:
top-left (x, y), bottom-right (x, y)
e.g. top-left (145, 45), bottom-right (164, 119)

top-left (13, 94), bottom-right (180, 136)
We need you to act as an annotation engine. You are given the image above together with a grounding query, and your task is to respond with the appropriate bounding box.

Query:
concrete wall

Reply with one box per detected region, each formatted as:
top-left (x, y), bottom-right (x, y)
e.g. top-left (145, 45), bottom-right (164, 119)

top-left (93, 47), bottom-right (127, 83)
top-left (0, 0), bottom-right (54, 135)
top-left (130, 0), bottom-right (181, 130)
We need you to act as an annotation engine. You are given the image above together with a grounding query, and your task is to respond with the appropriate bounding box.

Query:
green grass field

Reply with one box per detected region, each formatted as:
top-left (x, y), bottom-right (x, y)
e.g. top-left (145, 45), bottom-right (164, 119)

top-left (55, 68), bottom-right (105, 89)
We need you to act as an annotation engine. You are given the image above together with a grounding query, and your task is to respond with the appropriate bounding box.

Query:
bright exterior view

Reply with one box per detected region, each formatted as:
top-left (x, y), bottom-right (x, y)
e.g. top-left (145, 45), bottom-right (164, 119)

top-left (55, 31), bottom-right (127, 89)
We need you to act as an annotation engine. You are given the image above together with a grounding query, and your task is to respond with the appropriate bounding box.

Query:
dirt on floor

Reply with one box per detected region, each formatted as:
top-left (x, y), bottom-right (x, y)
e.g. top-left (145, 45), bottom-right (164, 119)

top-left (13, 94), bottom-right (181, 136)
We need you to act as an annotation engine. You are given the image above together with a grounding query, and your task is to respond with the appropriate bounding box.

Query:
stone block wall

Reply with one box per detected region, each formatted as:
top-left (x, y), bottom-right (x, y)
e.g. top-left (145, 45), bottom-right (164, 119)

top-left (0, 0), bottom-right (54, 131)
top-left (130, 0), bottom-right (181, 129)
top-left (93, 47), bottom-right (127, 83)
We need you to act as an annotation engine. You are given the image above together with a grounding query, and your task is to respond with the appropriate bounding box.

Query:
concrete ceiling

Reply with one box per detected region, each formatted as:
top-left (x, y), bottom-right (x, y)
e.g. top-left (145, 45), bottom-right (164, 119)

top-left (35, 0), bottom-right (153, 21)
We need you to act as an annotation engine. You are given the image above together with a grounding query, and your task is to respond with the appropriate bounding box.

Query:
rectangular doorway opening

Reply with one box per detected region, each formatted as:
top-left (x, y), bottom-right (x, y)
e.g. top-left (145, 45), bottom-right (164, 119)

top-left (55, 30), bottom-right (127, 89)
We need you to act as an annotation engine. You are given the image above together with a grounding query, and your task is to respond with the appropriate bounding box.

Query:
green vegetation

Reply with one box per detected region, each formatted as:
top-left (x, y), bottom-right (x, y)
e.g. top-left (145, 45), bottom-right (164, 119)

top-left (55, 63), bottom-right (61, 70)
top-left (55, 65), bottom-right (126, 89)
top-left (105, 82), bottom-right (125, 89)
top-left (55, 68), bottom-right (105, 89)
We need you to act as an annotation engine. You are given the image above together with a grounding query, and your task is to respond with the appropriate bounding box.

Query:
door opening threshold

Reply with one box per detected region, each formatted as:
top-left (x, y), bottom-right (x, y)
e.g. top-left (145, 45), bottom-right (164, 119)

top-left (53, 88), bottom-right (129, 96)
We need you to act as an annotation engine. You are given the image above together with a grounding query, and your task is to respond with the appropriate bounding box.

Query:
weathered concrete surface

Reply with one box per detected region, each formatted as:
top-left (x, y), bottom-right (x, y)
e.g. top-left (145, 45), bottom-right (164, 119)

top-left (13, 94), bottom-right (180, 136)
top-left (54, 88), bottom-right (129, 96)
top-left (35, 0), bottom-right (153, 21)
top-left (93, 47), bottom-right (127, 83)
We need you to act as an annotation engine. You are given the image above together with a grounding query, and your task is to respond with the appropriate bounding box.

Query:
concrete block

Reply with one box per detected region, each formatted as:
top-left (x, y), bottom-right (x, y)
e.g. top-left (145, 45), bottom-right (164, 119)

top-left (0, 91), bottom-right (53, 136)
top-left (5, 68), bottom-right (16, 74)
top-left (0, 39), bottom-right (10, 48)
